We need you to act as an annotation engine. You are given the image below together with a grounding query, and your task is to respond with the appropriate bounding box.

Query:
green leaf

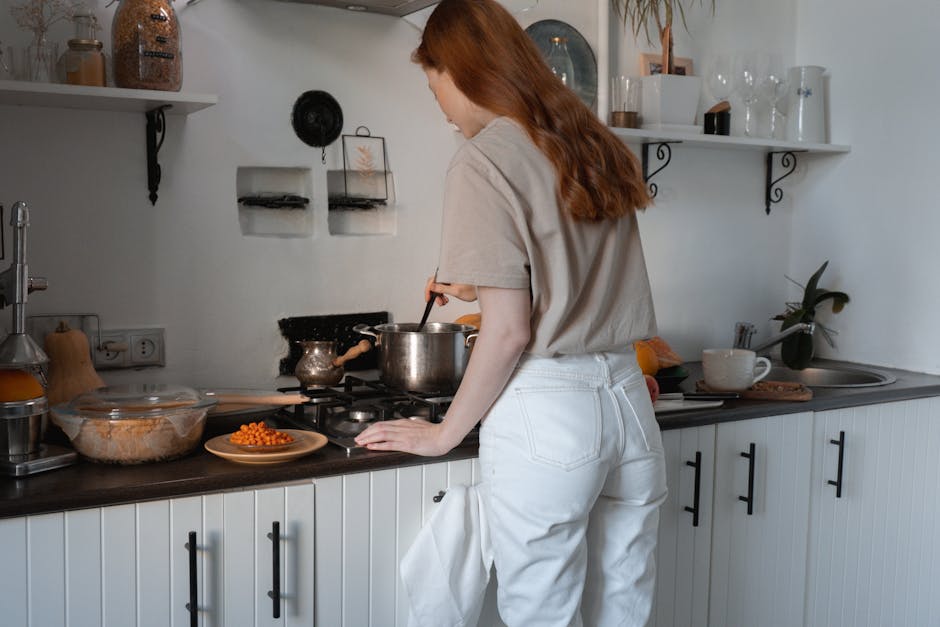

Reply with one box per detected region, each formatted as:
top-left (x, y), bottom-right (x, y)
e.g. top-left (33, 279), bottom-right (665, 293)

top-left (781, 308), bottom-right (809, 329)
top-left (801, 260), bottom-right (829, 311)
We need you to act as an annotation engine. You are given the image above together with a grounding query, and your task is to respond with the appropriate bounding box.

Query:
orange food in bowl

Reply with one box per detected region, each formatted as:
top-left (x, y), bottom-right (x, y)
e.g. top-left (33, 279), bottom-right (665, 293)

top-left (633, 341), bottom-right (660, 376)
top-left (230, 422), bottom-right (294, 446)
top-left (0, 369), bottom-right (45, 402)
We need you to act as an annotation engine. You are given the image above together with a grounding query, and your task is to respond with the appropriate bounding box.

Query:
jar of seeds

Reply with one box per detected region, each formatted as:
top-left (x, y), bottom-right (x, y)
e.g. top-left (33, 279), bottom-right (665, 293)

top-left (111, 0), bottom-right (181, 91)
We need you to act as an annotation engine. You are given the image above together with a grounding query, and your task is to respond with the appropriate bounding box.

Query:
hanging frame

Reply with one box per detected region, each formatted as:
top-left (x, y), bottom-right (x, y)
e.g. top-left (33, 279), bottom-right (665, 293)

top-left (341, 126), bottom-right (388, 203)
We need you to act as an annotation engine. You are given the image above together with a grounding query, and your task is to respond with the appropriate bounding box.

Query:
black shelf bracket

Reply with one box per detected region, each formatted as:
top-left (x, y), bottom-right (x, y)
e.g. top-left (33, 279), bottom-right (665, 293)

top-left (642, 141), bottom-right (681, 199)
top-left (145, 104), bottom-right (173, 206)
top-left (765, 149), bottom-right (807, 215)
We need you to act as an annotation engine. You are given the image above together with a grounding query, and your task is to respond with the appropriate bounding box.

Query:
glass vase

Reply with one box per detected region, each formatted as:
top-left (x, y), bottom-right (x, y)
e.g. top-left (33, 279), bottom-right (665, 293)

top-left (26, 32), bottom-right (58, 83)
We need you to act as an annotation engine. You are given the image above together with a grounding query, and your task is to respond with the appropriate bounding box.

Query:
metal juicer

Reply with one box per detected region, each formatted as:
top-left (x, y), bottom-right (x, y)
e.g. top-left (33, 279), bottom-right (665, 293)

top-left (0, 201), bottom-right (76, 475)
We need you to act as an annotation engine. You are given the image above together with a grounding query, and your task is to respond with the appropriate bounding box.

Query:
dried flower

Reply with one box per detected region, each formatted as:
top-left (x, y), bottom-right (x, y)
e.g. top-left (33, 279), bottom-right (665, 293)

top-left (355, 146), bottom-right (376, 178)
top-left (10, 0), bottom-right (80, 37)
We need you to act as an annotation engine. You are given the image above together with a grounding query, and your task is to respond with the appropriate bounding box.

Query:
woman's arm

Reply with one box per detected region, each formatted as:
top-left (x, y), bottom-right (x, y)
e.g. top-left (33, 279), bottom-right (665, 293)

top-left (354, 286), bottom-right (531, 456)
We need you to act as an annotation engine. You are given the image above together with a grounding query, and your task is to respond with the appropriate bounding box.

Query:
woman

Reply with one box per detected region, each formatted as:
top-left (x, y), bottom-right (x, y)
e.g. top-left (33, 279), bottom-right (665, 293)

top-left (354, 1), bottom-right (667, 624)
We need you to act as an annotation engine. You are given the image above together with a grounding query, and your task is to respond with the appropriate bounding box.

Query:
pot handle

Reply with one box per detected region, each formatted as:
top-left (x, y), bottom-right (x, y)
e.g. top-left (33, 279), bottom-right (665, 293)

top-left (352, 323), bottom-right (377, 339)
top-left (465, 332), bottom-right (479, 348)
top-left (333, 339), bottom-right (372, 367)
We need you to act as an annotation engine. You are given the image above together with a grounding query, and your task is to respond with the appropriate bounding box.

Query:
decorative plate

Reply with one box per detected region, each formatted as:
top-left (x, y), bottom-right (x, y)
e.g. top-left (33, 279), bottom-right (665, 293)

top-left (204, 429), bottom-right (328, 465)
top-left (524, 19), bottom-right (598, 110)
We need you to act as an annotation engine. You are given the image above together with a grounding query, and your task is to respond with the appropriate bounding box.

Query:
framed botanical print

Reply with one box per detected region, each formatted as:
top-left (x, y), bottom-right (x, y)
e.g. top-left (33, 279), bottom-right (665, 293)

top-left (342, 127), bottom-right (388, 201)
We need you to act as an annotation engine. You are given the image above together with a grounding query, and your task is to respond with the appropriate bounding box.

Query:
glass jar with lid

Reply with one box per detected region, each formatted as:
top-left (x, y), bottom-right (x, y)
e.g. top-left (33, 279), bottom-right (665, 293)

top-left (546, 36), bottom-right (576, 90)
top-left (111, 0), bottom-right (182, 91)
top-left (56, 7), bottom-right (106, 86)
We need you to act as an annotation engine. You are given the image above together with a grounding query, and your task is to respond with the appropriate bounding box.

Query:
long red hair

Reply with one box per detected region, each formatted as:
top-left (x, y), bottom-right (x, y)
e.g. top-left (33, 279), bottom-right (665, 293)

top-left (413, 0), bottom-right (650, 221)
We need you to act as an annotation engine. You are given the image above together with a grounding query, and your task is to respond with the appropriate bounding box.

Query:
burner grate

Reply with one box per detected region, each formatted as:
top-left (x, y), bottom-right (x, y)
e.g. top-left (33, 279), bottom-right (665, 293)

top-left (275, 376), bottom-right (454, 454)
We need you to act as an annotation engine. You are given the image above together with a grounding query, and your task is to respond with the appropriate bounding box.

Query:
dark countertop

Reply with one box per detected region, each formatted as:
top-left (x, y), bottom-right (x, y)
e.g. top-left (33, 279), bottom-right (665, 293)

top-left (656, 359), bottom-right (940, 430)
top-left (4, 360), bottom-right (939, 519)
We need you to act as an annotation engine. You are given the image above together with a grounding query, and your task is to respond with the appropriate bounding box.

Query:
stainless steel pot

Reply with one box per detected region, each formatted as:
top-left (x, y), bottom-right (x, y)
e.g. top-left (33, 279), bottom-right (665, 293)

top-left (353, 322), bottom-right (478, 394)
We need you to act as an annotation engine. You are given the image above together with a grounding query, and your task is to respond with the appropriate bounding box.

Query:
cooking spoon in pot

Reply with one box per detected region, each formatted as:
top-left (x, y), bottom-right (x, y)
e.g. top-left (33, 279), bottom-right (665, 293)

top-left (417, 269), bottom-right (441, 332)
top-left (417, 294), bottom-right (439, 332)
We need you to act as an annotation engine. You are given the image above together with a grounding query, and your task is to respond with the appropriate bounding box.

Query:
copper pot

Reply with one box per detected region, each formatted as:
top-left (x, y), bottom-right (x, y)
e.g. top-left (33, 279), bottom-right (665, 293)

top-left (294, 340), bottom-right (371, 387)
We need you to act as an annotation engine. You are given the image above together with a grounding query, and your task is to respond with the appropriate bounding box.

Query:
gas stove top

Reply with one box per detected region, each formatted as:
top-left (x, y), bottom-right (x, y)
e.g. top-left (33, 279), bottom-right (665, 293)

top-left (275, 376), bottom-right (460, 455)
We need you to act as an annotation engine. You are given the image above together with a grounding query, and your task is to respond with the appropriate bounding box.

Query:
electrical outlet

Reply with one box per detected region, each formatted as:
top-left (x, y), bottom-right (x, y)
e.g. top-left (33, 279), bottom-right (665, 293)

top-left (93, 333), bottom-right (129, 369)
top-left (128, 329), bottom-right (165, 367)
top-left (92, 328), bottom-right (165, 369)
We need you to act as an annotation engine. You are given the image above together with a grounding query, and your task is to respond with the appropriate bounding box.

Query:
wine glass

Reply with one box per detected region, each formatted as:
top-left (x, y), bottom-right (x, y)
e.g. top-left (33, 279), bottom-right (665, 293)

top-left (734, 52), bottom-right (769, 137)
top-left (706, 54), bottom-right (736, 106)
top-left (759, 58), bottom-right (789, 140)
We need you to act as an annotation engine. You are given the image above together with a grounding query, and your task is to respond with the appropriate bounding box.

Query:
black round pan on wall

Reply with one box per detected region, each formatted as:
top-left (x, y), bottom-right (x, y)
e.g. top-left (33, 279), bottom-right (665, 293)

top-left (292, 90), bottom-right (344, 162)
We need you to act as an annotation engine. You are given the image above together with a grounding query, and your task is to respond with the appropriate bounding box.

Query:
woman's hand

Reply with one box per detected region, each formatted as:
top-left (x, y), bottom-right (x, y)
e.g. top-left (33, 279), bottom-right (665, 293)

top-left (354, 419), bottom-right (460, 456)
top-left (644, 374), bottom-right (660, 403)
top-left (425, 275), bottom-right (477, 305)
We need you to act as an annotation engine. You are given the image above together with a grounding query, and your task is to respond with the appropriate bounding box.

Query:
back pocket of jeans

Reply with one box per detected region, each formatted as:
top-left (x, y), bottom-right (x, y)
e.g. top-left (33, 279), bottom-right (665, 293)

top-left (515, 386), bottom-right (602, 471)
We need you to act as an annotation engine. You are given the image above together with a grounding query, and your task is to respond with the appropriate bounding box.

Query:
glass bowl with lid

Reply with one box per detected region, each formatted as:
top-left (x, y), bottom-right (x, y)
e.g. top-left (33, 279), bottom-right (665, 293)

top-left (50, 383), bottom-right (217, 464)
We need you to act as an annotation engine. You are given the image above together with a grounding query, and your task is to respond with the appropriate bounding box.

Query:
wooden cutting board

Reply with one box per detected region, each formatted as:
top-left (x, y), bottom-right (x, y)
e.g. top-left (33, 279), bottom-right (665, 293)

top-left (696, 380), bottom-right (813, 401)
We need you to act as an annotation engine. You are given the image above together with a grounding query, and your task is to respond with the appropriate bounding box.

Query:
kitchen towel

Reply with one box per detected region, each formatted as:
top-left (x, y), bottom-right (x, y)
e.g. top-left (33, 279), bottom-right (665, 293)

top-left (401, 483), bottom-right (494, 627)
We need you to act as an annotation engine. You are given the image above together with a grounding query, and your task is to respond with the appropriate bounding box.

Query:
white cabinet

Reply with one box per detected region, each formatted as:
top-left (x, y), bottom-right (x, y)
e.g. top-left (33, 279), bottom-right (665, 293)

top-left (806, 398), bottom-right (940, 627)
top-left (709, 412), bottom-right (813, 627)
top-left (654, 425), bottom-right (716, 627)
top-left (0, 483), bottom-right (313, 627)
top-left (221, 484), bottom-right (316, 626)
top-left (313, 458), bottom-right (484, 627)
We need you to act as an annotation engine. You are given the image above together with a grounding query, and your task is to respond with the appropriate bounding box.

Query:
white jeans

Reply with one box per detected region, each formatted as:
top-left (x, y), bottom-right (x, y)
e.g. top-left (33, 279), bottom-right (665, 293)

top-left (478, 350), bottom-right (667, 627)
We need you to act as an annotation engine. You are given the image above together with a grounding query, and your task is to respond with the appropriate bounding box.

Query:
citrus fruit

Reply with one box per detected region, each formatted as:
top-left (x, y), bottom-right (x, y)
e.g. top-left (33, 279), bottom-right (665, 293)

top-left (633, 340), bottom-right (660, 375)
top-left (0, 369), bottom-right (45, 402)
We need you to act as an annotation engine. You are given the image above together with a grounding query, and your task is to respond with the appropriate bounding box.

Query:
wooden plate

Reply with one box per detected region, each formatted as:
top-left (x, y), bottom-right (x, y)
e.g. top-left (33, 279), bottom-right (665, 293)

top-left (696, 380), bottom-right (813, 401)
top-left (204, 429), bottom-right (327, 465)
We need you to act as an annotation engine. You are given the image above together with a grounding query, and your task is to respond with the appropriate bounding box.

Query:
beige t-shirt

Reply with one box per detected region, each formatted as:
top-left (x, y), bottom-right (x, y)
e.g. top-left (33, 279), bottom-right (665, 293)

top-left (437, 116), bottom-right (656, 357)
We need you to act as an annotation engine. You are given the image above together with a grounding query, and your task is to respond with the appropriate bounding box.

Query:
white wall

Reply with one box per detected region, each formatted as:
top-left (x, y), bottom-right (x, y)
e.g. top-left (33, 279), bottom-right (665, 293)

top-left (0, 0), bottom-right (857, 389)
top-left (791, 0), bottom-right (940, 373)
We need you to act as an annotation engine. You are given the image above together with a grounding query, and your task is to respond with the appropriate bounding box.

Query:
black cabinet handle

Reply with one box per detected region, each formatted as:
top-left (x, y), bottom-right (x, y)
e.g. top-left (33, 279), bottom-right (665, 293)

top-left (738, 442), bottom-right (756, 515)
top-left (827, 430), bottom-right (846, 498)
top-left (184, 531), bottom-right (198, 627)
top-left (684, 451), bottom-right (702, 527)
top-left (433, 490), bottom-right (446, 503)
top-left (266, 521), bottom-right (281, 619)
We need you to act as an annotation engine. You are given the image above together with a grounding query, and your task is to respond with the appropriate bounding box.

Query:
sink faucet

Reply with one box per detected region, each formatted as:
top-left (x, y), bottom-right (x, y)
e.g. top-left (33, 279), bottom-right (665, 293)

top-left (733, 320), bottom-right (816, 355)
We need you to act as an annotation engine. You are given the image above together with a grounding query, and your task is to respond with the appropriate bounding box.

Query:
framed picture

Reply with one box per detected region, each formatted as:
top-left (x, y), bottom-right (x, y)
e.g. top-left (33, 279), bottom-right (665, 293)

top-left (342, 128), bottom-right (388, 201)
top-left (640, 53), bottom-right (694, 77)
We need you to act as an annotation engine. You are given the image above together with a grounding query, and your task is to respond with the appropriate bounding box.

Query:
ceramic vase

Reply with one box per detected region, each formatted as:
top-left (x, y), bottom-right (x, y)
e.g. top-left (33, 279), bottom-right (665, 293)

top-left (640, 74), bottom-right (703, 129)
top-left (785, 65), bottom-right (827, 143)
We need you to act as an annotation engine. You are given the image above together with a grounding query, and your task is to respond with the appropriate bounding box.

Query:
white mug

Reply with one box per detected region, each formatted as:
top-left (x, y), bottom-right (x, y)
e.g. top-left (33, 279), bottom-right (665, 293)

top-left (702, 348), bottom-right (772, 392)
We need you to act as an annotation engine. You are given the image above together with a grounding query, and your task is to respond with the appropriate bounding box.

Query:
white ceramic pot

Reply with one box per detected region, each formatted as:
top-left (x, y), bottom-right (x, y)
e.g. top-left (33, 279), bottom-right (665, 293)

top-left (785, 65), bottom-right (827, 143)
top-left (639, 74), bottom-right (702, 128)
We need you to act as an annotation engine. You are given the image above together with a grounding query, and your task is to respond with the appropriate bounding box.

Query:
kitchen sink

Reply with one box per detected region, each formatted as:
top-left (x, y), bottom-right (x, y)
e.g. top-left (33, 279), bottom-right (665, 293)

top-left (765, 363), bottom-right (896, 388)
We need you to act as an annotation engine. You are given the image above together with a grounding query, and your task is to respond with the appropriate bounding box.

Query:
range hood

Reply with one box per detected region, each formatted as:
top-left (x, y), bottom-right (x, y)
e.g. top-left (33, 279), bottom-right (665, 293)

top-left (278, 0), bottom-right (438, 17)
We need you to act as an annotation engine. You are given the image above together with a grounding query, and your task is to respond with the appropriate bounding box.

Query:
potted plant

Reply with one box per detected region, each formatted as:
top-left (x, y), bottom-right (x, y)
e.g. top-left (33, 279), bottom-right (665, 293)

top-left (773, 260), bottom-right (850, 370)
top-left (612, 0), bottom-right (714, 127)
